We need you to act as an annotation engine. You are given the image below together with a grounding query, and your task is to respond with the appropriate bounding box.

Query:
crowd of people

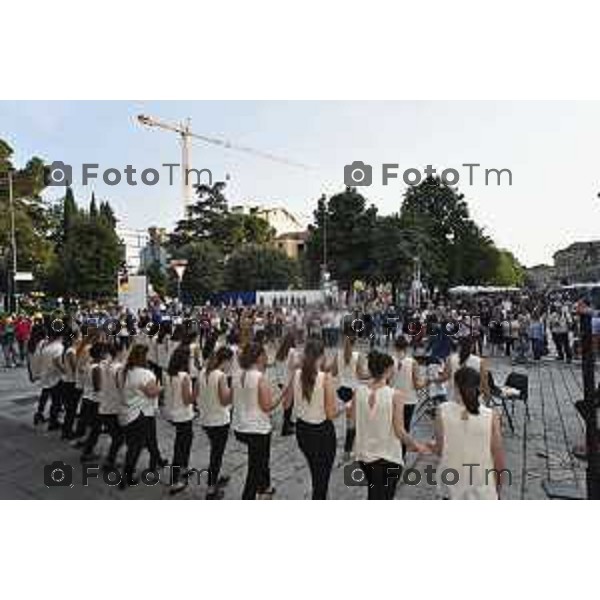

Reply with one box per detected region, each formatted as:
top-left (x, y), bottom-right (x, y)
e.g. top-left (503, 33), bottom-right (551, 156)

top-left (8, 297), bottom-right (522, 500)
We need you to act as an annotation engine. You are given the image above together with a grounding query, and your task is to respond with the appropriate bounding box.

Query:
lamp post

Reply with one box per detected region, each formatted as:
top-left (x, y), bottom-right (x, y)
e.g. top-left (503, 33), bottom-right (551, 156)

top-left (170, 259), bottom-right (188, 311)
top-left (575, 303), bottom-right (600, 499)
top-left (8, 169), bottom-right (17, 314)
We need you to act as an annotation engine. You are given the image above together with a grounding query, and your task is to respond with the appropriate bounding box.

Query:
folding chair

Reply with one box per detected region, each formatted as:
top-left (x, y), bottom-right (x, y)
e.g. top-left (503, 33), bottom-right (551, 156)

top-left (487, 372), bottom-right (515, 433)
top-left (504, 371), bottom-right (530, 421)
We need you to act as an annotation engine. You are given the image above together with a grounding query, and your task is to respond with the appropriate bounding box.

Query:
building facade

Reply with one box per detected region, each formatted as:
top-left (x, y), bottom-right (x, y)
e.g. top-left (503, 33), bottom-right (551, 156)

top-left (553, 241), bottom-right (600, 284)
top-left (117, 228), bottom-right (149, 274)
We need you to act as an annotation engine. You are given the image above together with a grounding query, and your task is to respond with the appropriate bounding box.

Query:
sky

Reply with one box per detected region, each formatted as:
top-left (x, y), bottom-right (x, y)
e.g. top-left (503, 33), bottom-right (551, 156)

top-left (1, 100), bottom-right (599, 267)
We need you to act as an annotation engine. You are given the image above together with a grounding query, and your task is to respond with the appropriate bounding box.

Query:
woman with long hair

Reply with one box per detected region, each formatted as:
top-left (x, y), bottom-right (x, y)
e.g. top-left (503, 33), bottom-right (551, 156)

top-left (332, 335), bottom-right (365, 460)
top-left (164, 344), bottom-right (198, 495)
top-left (198, 346), bottom-right (234, 499)
top-left (433, 366), bottom-right (507, 499)
top-left (272, 331), bottom-right (300, 436)
top-left (232, 342), bottom-right (282, 499)
top-left (283, 338), bottom-right (341, 499)
top-left (447, 337), bottom-right (489, 403)
top-left (60, 328), bottom-right (80, 439)
top-left (392, 336), bottom-right (424, 455)
top-left (117, 343), bottom-right (162, 488)
top-left (350, 350), bottom-right (430, 500)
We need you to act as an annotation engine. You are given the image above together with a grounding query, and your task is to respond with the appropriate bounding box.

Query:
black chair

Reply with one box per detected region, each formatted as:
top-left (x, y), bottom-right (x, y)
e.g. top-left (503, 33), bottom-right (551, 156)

top-left (504, 371), bottom-right (530, 420)
top-left (487, 372), bottom-right (515, 433)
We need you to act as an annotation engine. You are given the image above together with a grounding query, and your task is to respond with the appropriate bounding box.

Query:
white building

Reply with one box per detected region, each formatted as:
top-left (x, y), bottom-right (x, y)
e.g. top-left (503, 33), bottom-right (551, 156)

top-left (117, 227), bottom-right (149, 273)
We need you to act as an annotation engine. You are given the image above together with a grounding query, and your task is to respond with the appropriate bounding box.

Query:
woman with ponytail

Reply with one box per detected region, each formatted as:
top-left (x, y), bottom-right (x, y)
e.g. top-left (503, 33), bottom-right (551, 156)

top-left (332, 335), bottom-right (366, 460)
top-left (447, 337), bottom-right (489, 404)
top-left (282, 337), bottom-right (341, 499)
top-left (432, 366), bottom-right (506, 499)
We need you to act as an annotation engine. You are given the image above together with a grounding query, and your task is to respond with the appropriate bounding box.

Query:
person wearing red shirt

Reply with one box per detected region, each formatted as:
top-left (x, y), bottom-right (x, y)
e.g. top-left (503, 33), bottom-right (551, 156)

top-left (15, 315), bottom-right (32, 366)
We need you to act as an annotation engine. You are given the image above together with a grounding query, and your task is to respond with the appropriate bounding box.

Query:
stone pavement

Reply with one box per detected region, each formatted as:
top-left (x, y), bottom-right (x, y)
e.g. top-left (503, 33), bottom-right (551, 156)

top-left (0, 354), bottom-right (592, 500)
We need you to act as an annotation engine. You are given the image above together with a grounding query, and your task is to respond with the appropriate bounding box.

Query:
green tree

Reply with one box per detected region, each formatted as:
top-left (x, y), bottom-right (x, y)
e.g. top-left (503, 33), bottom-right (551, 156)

top-left (174, 241), bottom-right (225, 304)
top-left (0, 140), bottom-right (54, 295)
top-left (305, 188), bottom-right (378, 290)
top-left (170, 181), bottom-right (274, 255)
top-left (224, 244), bottom-right (299, 291)
top-left (141, 260), bottom-right (168, 298)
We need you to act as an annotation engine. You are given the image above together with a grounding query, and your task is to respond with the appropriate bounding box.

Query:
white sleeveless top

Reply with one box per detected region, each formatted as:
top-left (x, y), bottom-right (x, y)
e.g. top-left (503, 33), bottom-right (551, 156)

top-left (189, 342), bottom-right (202, 379)
top-left (164, 372), bottom-right (195, 423)
top-left (448, 353), bottom-right (482, 403)
top-left (392, 356), bottom-right (418, 405)
top-left (198, 368), bottom-right (231, 427)
top-left (85, 363), bottom-right (102, 403)
top-left (354, 385), bottom-right (403, 466)
top-left (293, 370), bottom-right (327, 424)
top-left (439, 402), bottom-right (497, 500)
top-left (232, 369), bottom-right (271, 434)
top-left (337, 350), bottom-right (360, 388)
top-left (99, 360), bottom-right (123, 415)
top-left (62, 346), bottom-right (77, 384)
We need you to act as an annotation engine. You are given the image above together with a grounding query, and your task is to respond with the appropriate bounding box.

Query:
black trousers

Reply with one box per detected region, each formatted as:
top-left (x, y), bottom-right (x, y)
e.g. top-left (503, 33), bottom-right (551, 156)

top-left (203, 424), bottom-right (230, 486)
top-left (338, 387), bottom-right (355, 453)
top-left (82, 402), bottom-right (101, 455)
top-left (62, 383), bottom-right (81, 438)
top-left (171, 420), bottom-right (194, 483)
top-left (123, 413), bottom-right (146, 482)
top-left (553, 332), bottom-right (572, 362)
top-left (48, 381), bottom-right (65, 425)
top-left (296, 419), bottom-right (337, 499)
top-left (74, 396), bottom-right (94, 439)
top-left (402, 404), bottom-right (416, 459)
top-left (36, 388), bottom-right (50, 417)
top-left (103, 414), bottom-right (125, 466)
top-left (360, 459), bottom-right (402, 500)
top-left (235, 431), bottom-right (271, 499)
top-left (143, 416), bottom-right (164, 470)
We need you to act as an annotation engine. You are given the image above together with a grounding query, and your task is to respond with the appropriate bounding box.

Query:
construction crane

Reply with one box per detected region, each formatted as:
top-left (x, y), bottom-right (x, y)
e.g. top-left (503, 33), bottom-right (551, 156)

top-left (137, 114), bottom-right (310, 216)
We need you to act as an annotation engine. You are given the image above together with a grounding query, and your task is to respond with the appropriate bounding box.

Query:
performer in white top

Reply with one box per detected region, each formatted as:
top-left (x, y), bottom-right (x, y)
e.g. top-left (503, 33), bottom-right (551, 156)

top-left (38, 329), bottom-right (65, 431)
top-left (271, 332), bottom-right (300, 436)
top-left (118, 344), bottom-right (162, 489)
top-left (232, 342), bottom-right (282, 499)
top-left (446, 338), bottom-right (489, 404)
top-left (198, 346), bottom-right (234, 499)
top-left (163, 344), bottom-right (198, 494)
top-left (433, 366), bottom-right (507, 500)
top-left (350, 350), bottom-right (430, 500)
top-left (283, 338), bottom-right (342, 499)
top-left (392, 336), bottom-right (423, 448)
top-left (331, 336), bottom-right (366, 460)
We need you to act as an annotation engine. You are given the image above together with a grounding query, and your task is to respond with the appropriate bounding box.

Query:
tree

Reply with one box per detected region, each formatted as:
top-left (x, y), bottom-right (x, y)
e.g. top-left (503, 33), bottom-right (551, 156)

top-left (169, 181), bottom-right (275, 255)
top-left (224, 245), bottom-right (299, 291)
top-left (399, 176), bottom-right (504, 288)
top-left (0, 140), bottom-right (54, 296)
top-left (305, 188), bottom-right (378, 290)
top-left (491, 249), bottom-right (524, 286)
top-left (141, 260), bottom-right (168, 298)
top-left (89, 192), bottom-right (98, 218)
top-left (174, 241), bottom-right (225, 304)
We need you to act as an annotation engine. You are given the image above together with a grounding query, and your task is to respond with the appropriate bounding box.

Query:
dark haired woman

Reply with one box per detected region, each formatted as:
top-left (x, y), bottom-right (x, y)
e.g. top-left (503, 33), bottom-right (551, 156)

top-left (272, 332), bottom-right (300, 436)
top-left (198, 346), bottom-right (234, 499)
top-left (446, 337), bottom-right (489, 404)
top-left (283, 338), bottom-right (341, 499)
top-left (332, 336), bottom-right (366, 461)
top-left (433, 366), bottom-right (506, 499)
top-left (164, 344), bottom-right (198, 495)
top-left (118, 344), bottom-right (162, 488)
top-left (232, 342), bottom-right (282, 499)
top-left (350, 350), bottom-right (430, 500)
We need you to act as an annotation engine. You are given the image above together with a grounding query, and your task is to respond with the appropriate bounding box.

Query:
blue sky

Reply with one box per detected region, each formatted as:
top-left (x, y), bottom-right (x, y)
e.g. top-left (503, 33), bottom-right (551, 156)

top-left (2, 100), bottom-right (599, 267)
